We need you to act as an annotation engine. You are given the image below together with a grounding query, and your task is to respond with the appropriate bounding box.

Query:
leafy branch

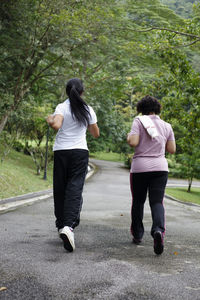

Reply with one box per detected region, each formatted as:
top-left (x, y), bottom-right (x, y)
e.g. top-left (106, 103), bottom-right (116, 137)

top-left (130, 26), bottom-right (200, 39)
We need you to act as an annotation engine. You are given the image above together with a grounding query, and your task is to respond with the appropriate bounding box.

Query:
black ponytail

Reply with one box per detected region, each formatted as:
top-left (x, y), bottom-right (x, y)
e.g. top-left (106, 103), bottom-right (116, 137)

top-left (66, 78), bottom-right (90, 126)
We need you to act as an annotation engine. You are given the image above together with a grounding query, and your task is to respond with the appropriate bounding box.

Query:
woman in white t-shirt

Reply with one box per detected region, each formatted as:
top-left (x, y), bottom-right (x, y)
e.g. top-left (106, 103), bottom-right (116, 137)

top-left (47, 78), bottom-right (99, 252)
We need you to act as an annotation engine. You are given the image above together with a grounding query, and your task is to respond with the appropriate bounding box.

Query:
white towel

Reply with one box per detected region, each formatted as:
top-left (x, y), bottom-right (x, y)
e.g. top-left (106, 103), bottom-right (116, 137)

top-left (137, 115), bottom-right (159, 138)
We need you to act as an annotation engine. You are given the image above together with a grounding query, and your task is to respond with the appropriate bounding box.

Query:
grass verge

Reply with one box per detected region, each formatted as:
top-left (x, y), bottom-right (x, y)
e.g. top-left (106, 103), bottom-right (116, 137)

top-left (0, 150), bottom-right (123, 199)
top-left (90, 151), bottom-right (124, 162)
top-left (0, 149), bottom-right (53, 199)
top-left (166, 187), bottom-right (200, 205)
top-left (2, 148), bottom-right (199, 205)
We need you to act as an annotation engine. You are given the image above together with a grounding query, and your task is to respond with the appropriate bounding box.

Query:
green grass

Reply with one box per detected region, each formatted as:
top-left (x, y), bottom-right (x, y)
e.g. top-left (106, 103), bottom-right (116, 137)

top-left (1, 148), bottom-right (199, 206)
top-left (0, 149), bottom-right (123, 199)
top-left (0, 149), bottom-right (53, 199)
top-left (166, 187), bottom-right (200, 205)
top-left (90, 151), bottom-right (124, 162)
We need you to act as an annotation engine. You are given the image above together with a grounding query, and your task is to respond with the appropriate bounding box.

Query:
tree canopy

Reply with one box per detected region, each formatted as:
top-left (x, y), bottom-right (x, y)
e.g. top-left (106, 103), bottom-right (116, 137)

top-left (0, 0), bottom-right (199, 189)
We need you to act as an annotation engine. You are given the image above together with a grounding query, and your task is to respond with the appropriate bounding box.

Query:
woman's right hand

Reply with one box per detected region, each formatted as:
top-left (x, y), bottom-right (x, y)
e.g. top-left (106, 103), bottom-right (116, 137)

top-left (46, 114), bottom-right (64, 130)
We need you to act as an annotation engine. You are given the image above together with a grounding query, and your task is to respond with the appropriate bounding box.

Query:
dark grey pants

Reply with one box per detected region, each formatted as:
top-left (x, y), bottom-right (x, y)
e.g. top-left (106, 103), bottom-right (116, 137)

top-left (53, 149), bottom-right (89, 230)
top-left (130, 171), bottom-right (168, 240)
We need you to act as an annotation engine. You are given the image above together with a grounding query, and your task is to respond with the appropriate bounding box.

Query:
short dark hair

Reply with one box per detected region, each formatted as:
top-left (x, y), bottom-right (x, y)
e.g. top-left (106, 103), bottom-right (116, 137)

top-left (136, 95), bottom-right (161, 115)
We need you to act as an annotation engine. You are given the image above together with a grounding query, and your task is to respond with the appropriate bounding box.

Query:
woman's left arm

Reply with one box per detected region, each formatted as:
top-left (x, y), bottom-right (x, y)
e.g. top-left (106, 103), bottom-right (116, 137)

top-left (88, 123), bottom-right (100, 138)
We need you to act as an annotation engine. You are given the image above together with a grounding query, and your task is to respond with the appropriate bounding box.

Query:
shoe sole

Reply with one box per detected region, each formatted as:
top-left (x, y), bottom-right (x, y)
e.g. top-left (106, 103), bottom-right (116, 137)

top-left (154, 232), bottom-right (164, 255)
top-left (60, 233), bottom-right (74, 252)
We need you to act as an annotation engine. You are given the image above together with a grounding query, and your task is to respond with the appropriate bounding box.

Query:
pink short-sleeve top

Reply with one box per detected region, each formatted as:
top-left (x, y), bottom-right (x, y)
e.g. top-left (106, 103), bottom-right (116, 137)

top-left (129, 115), bottom-right (175, 173)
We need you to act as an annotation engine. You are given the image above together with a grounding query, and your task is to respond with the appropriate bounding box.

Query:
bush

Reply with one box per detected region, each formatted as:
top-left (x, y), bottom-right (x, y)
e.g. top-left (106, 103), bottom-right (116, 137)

top-left (13, 140), bottom-right (24, 152)
top-left (167, 157), bottom-right (182, 178)
top-left (124, 153), bottom-right (133, 169)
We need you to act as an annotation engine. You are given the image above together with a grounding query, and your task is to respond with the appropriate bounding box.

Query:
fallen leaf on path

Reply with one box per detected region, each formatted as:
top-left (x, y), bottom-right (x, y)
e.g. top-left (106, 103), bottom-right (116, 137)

top-left (173, 251), bottom-right (178, 255)
top-left (0, 287), bottom-right (7, 292)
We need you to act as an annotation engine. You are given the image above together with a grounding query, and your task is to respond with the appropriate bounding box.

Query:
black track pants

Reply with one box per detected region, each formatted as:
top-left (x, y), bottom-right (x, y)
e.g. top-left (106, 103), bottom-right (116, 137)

top-left (130, 171), bottom-right (168, 240)
top-left (53, 149), bottom-right (89, 230)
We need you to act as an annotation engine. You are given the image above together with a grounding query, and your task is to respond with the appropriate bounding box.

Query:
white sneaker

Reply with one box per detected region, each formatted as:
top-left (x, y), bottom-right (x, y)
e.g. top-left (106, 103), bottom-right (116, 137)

top-left (60, 226), bottom-right (75, 252)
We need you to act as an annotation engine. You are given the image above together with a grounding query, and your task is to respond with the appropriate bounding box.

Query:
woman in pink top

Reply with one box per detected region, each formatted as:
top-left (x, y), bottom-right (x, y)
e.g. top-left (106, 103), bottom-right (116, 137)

top-left (127, 95), bottom-right (176, 255)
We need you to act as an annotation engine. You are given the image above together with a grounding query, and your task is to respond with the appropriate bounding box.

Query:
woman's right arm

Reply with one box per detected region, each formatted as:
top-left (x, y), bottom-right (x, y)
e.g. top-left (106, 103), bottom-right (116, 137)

top-left (127, 118), bottom-right (140, 147)
top-left (46, 114), bottom-right (64, 131)
top-left (127, 134), bottom-right (140, 147)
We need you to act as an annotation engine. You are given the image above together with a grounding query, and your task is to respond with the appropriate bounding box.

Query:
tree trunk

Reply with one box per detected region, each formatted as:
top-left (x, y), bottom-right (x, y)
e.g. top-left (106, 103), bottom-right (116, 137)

top-left (37, 166), bottom-right (41, 176)
top-left (0, 87), bottom-right (29, 135)
top-left (28, 149), bottom-right (41, 175)
top-left (0, 112), bottom-right (9, 135)
top-left (187, 177), bottom-right (193, 193)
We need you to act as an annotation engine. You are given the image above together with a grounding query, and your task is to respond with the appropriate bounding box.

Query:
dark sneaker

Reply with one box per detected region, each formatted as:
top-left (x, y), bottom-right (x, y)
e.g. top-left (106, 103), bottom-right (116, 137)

top-left (154, 231), bottom-right (164, 255)
top-left (60, 226), bottom-right (75, 252)
top-left (132, 237), bottom-right (142, 245)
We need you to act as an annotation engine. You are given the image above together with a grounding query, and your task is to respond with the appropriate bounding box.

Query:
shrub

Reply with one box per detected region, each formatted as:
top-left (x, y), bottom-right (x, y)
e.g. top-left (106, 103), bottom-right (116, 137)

top-left (124, 153), bottom-right (133, 169)
top-left (13, 140), bottom-right (24, 152)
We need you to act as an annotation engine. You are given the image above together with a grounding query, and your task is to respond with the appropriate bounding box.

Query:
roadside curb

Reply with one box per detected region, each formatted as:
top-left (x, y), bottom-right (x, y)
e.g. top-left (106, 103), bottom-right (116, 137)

top-left (165, 194), bottom-right (200, 208)
top-left (0, 161), bottom-right (96, 214)
top-left (1, 162), bottom-right (199, 214)
top-left (86, 161), bottom-right (98, 179)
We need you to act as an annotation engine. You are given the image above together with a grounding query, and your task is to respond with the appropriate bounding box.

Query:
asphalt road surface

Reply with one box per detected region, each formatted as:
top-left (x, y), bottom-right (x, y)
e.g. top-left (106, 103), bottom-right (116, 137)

top-left (0, 160), bottom-right (200, 300)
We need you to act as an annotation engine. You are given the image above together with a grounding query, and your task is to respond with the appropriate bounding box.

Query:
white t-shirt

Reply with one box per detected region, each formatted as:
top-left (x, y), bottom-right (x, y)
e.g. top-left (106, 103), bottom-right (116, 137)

top-left (53, 99), bottom-right (97, 151)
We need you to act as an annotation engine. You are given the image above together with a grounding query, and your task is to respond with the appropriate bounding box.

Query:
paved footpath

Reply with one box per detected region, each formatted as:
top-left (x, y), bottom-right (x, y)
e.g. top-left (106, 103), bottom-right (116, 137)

top-left (0, 160), bottom-right (200, 300)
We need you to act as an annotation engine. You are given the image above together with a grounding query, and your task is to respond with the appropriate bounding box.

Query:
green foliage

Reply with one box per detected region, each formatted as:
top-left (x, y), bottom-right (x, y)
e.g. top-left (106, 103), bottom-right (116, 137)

top-left (0, 0), bottom-right (200, 193)
top-left (126, 0), bottom-right (184, 26)
top-left (144, 44), bottom-right (200, 191)
top-left (0, 0), bottom-right (125, 130)
top-left (90, 152), bottom-right (124, 162)
top-left (4, 101), bottom-right (54, 174)
top-left (124, 153), bottom-right (133, 169)
top-left (167, 156), bottom-right (186, 178)
top-left (161, 0), bottom-right (198, 18)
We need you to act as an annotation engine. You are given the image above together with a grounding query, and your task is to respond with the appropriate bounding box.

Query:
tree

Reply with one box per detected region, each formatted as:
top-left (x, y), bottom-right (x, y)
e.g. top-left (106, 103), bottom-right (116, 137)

top-left (1, 0), bottom-right (199, 162)
top-left (161, 0), bottom-right (198, 18)
top-left (147, 46), bottom-right (200, 191)
top-left (0, 0), bottom-right (125, 134)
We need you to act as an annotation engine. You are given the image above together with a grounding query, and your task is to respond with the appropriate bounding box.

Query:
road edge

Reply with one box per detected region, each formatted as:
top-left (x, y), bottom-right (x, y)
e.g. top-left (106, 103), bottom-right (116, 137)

top-left (165, 194), bottom-right (200, 208)
top-left (0, 161), bottom-right (97, 214)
